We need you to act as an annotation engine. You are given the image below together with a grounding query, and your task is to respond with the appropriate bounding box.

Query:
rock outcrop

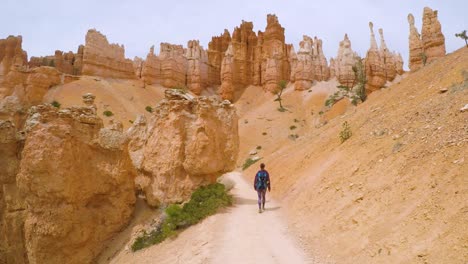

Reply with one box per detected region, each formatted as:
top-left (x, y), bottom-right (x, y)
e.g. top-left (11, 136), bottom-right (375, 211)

top-left (186, 40), bottom-right (208, 95)
top-left (133, 56), bottom-right (143, 79)
top-left (330, 34), bottom-right (359, 88)
top-left (365, 23), bottom-right (386, 92)
top-left (0, 36), bottom-right (28, 99)
top-left (0, 119), bottom-right (27, 264)
top-left (290, 35), bottom-right (330, 90)
top-left (15, 102), bottom-right (136, 264)
top-left (408, 7), bottom-right (445, 71)
top-left (207, 30), bottom-right (231, 86)
top-left (128, 90), bottom-right (239, 206)
top-left (219, 21), bottom-right (257, 100)
top-left (81, 29), bottom-right (135, 79)
top-left (1, 66), bottom-right (61, 106)
top-left (220, 44), bottom-right (235, 101)
top-left (421, 7), bottom-right (446, 62)
top-left (141, 45), bottom-right (161, 85)
top-left (258, 14), bottom-right (291, 92)
top-left (29, 50), bottom-right (82, 75)
top-left (158, 43), bottom-right (187, 88)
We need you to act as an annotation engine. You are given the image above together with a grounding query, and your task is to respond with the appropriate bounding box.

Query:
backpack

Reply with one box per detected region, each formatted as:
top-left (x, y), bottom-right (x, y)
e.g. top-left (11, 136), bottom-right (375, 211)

top-left (255, 171), bottom-right (268, 190)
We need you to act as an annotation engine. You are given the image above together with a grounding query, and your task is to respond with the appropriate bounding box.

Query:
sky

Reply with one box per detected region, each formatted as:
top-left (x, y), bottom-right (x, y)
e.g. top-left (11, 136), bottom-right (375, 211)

top-left (1, 0), bottom-right (467, 70)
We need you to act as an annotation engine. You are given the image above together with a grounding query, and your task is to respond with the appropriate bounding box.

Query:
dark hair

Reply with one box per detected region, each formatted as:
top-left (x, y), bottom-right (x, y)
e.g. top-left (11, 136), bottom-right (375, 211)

top-left (260, 163), bottom-right (265, 169)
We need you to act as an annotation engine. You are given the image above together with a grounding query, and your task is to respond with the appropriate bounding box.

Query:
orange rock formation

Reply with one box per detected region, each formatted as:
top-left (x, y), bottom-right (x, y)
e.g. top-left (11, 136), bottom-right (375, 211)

top-left (207, 30), bottom-right (231, 86)
top-left (330, 34), bottom-right (359, 88)
top-left (81, 29), bottom-right (135, 79)
top-left (186, 40), bottom-right (209, 95)
top-left (128, 90), bottom-right (239, 206)
top-left (408, 7), bottom-right (445, 71)
top-left (16, 103), bottom-right (136, 264)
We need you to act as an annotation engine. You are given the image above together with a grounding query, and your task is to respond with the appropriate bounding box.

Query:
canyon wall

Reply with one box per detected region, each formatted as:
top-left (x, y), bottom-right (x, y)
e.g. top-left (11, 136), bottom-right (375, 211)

top-left (15, 103), bottom-right (136, 264)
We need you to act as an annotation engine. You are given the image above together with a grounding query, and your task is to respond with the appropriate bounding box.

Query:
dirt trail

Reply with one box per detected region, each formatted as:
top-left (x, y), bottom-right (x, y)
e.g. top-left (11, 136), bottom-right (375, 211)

top-left (109, 171), bottom-right (315, 264)
top-left (212, 172), bottom-right (313, 264)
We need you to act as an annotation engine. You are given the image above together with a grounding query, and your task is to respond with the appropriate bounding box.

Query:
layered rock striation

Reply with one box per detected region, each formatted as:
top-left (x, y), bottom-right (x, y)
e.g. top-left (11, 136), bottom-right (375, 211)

top-left (207, 30), bottom-right (231, 86)
top-left (186, 40), bottom-right (209, 95)
top-left (81, 29), bottom-right (135, 79)
top-left (128, 90), bottom-right (239, 206)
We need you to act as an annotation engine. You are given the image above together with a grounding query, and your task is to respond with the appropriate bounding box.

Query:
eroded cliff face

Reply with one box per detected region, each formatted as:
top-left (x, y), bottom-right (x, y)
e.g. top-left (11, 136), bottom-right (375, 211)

top-left (158, 43), bottom-right (187, 88)
top-left (0, 119), bottom-right (27, 264)
top-left (408, 7), bottom-right (445, 71)
top-left (81, 29), bottom-right (135, 79)
top-left (14, 103), bottom-right (136, 264)
top-left (128, 90), bottom-right (239, 207)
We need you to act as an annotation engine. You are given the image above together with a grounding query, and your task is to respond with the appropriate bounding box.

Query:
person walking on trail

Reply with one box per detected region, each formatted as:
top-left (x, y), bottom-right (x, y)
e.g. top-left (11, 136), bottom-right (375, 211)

top-left (254, 163), bottom-right (271, 213)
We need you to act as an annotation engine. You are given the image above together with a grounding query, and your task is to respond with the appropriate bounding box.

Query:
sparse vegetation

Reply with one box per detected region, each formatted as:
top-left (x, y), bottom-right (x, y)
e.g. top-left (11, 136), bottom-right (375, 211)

top-left (455, 30), bottom-right (468, 47)
top-left (256, 145), bottom-right (262, 150)
top-left (131, 183), bottom-right (232, 251)
top-left (242, 157), bottom-right (261, 170)
top-left (288, 134), bottom-right (299, 140)
top-left (325, 57), bottom-right (367, 108)
top-left (274, 80), bottom-right (287, 112)
top-left (51, 100), bottom-right (61, 108)
top-left (103, 110), bottom-right (114, 117)
top-left (145, 106), bottom-right (153, 113)
top-left (293, 118), bottom-right (299, 123)
top-left (129, 120), bottom-right (134, 124)
top-left (290, 125), bottom-right (297, 130)
top-left (339, 121), bottom-right (352, 143)
top-left (262, 132), bottom-right (267, 136)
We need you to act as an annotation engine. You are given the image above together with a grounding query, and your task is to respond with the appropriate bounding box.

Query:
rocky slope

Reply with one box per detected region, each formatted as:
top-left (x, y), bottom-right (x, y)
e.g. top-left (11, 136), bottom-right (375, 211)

top-left (239, 47), bottom-right (467, 264)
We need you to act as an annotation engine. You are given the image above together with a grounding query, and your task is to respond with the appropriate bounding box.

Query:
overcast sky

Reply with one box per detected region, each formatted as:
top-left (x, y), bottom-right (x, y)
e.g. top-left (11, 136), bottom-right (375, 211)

top-left (1, 1), bottom-right (466, 70)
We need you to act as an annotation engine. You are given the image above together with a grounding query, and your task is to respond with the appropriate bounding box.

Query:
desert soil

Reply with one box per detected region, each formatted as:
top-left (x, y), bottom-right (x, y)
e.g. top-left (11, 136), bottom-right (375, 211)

top-left (108, 172), bottom-right (316, 264)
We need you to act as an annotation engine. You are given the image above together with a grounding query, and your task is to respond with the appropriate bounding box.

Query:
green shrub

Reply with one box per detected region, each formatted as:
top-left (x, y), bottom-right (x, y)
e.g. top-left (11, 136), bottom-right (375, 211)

top-left (145, 106), bottom-right (153, 113)
top-left (262, 132), bottom-right (267, 136)
top-left (290, 125), bottom-right (297, 130)
top-left (256, 145), bottom-right (262, 150)
top-left (339, 121), bottom-right (352, 143)
top-left (131, 183), bottom-right (231, 251)
top-left (51, 100), bottom-right (61, 108)
top-left (103, 110), bottom-right (113, 117)
top-left (242, 157), bottom-right (261, 170)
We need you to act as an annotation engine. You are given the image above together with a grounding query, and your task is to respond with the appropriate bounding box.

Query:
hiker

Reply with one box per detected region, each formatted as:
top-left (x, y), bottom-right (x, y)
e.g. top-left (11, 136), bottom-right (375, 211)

top-left (254, 163), bottom-right (271, 213)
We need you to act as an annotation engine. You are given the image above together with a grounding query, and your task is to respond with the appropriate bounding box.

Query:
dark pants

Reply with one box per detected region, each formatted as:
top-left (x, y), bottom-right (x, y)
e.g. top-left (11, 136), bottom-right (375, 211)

top-left (257, 189), bottom-right (266, 209)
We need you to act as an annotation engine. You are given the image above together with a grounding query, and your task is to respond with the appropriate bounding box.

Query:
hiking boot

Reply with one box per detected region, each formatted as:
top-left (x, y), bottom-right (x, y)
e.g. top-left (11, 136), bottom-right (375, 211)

top-left (258, 208), bottom-right (262, 213)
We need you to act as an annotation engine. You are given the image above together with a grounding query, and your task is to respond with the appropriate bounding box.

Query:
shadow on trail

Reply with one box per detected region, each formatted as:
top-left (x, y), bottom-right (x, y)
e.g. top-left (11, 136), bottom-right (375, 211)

top-left (263, 206), bottom-right (281, 211)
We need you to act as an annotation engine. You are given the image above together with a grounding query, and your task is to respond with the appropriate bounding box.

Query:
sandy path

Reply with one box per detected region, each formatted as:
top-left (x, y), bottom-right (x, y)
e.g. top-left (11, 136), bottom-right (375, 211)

top-left (109, 171), bottom-right (315, 264)
top-left (212, 171), bottom-right (313, 264)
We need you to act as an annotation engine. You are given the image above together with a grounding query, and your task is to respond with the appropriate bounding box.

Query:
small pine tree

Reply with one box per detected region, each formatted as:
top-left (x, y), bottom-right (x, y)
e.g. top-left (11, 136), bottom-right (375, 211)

top-left (274, 80), bottom-right (287, 112)
top-left (455, 30), bottom-right (468, 47)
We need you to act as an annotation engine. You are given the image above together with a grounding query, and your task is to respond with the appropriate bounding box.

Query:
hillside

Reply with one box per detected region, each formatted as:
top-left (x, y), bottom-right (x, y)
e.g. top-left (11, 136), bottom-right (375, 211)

top-left (238, 47), bottom-right (468, 263)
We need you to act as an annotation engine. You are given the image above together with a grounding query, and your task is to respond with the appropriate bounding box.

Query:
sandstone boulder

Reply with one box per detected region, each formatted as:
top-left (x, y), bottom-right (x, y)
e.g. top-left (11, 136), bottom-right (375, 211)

top-left (16, 103), bottom-right (136, 264)
top-left (128, 92), bottom-right (239, 207)
top-left (81, 29), bottom-right (136, 79)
